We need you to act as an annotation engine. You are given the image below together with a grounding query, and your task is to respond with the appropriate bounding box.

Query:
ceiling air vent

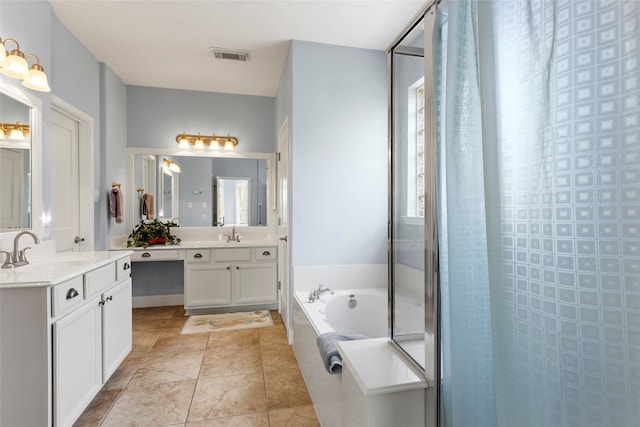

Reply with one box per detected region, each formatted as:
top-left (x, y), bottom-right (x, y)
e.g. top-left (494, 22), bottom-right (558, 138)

top-left (210, 47), bottom-right (250, 62)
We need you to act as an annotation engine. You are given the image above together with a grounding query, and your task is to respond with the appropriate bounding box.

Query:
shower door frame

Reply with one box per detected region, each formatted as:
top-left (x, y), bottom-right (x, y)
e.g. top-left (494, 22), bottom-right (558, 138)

top-left (387, 2), bottom-right (441, 427)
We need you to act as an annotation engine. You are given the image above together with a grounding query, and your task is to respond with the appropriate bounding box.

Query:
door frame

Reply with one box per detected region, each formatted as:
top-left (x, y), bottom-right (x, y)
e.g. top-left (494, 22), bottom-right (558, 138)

top-left (51, 96), bottom-right (94, 251)
top-left (277, 116), bottom-right (291, 340)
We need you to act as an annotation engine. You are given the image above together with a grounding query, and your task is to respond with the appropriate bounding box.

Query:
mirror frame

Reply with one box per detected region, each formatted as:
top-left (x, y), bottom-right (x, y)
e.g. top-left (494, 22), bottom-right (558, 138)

top-left (127, 147), bottom-right (277, 232)
top-left (0, 78), bottom-right (43, 239)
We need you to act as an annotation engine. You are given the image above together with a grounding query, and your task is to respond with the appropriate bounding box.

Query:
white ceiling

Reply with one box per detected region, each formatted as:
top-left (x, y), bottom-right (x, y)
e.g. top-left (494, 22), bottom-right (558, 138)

top-left (50, 0), bottom-right (426, 97)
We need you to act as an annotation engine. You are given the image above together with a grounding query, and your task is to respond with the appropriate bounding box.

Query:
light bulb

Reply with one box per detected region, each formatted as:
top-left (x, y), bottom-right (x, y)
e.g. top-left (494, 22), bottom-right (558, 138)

top-left (194, 138), bottom-right (205, 150)
top-left (178, 137), bottom-right (190, 149)
top-left (0, 49), bottom-right (29, 79)
top-left (22, 64), bottom-right (50, 92)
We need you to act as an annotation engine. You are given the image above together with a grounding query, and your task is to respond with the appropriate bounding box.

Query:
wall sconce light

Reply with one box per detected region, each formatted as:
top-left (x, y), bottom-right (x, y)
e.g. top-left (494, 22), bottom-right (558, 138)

top-left (0, 121), bottom-right (30, 141)
top-left (175, 133), bottom-right (239, 151)
top-left (0, 37), bottom-right (51, 92)
top-left (163, 158), bottom-right (181, 173)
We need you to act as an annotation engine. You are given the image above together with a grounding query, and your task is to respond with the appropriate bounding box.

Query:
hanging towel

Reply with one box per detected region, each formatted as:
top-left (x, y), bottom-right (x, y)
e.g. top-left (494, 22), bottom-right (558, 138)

top-left (141, 193), bottom-right (155, 220)
top-left (316, 332), bottom-right (368, 375)
top-left (110, 187), bottom-right (124, 223)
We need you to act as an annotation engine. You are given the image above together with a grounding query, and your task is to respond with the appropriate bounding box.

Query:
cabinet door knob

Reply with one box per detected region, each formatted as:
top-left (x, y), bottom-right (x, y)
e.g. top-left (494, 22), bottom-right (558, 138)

top-left (66, 288), bottom-right (79, 300)
top-left (141, 252), bottom-right (151, 258)
top-left (226, 266), bottom-right (231, 270)
top-left (236, 266), bottom-right (240, 270)
top-left (106, 296), bottom-right (113, 302)
top-left (262, 250), bottom-right (271, 256)
top-left (194, 253), bottom-right (203, 259)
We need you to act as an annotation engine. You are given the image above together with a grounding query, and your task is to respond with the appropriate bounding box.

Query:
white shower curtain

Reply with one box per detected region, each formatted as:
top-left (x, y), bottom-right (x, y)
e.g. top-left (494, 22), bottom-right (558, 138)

top-left (438, 1), bottom-right (640, 426)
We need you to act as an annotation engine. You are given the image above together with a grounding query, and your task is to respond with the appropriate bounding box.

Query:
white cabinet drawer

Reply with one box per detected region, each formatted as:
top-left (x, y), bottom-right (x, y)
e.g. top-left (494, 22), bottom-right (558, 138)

top-left (52, 276), bottom-right (84, 318)
top-left (116, 256), bottom-right (132, 281)
top-left (186, 249), bottom-right (211, 263)
top-left (131, 249), bottom-right (179, 262)
top-left (213, 248), bottom-right (251, 262)
top-left (85, 262), bottom-right (116, 299)
top-left (254, 247), bottom-right (277, 261)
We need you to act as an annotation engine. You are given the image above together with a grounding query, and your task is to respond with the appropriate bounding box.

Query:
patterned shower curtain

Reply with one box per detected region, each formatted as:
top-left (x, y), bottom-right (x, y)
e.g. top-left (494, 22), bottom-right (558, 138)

top-left (438, 1), bottom-right (640, 426)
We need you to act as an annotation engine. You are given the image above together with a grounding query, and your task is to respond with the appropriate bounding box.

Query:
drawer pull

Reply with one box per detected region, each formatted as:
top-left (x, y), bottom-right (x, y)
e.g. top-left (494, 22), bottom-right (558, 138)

top-left (65, 288), bottom-right (79, 300)
top-left (262, 250), bottom-right (271, 256)
top-left (141, 252), bottom-right (151, 258)
top-left (106, 296), bottom-right (113, 302)
top-left (194, 253), bottom-right (203, 259)
top-left (123, 262), bottom-right (131, 270)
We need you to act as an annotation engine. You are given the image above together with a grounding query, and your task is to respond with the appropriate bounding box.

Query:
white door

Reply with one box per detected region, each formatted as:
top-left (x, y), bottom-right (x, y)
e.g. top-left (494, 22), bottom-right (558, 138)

top-left (51, 109), bottom-right (82, 252)
top-left (277, 118), bottom-right (290, 338)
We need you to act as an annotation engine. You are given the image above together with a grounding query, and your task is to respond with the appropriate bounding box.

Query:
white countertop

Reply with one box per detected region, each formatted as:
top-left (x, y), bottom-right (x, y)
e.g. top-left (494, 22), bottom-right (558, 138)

top-left (114, 240), bottom-right (278, 251)
top-left (336, 338), bottom-right (427, 396)
top-left (0, 250), bottom-right (133, 288)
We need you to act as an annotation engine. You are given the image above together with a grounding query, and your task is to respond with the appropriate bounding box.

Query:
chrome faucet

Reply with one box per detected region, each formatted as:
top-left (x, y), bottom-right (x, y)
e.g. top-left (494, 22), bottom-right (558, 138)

top-left (1, 231), bottom-right (40, 268)
top-left (308, 284), bottom-right (332, 302)
top-left (226, 225), bottom-right (241, 243)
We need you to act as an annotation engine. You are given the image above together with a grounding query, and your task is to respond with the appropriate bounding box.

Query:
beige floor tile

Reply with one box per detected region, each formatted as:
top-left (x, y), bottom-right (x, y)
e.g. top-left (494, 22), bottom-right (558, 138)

top-left (264, 368), bottom-right (313, 410)
top-left (132, 305), bottom-right (181, 321)
top-left (200, 344), bottom-right (262, 378)
top-left (187, 374), bottom-right (267, 421)
top-left (259, 325), bottom-right (289, 346)
top-left (132, 317), bottom-right (170, 332)
top-left (270, 310), bottom-right (284, 325)
top-left (101, 380), bottom-right (195, 427)
top-left (103, 355), bottom-right (144, 390)
top-left (132, 329), bottom-right (162, 348)
top-left (268, 405), bottom-right (320, 427)
top-left (128, 350), bottom-right (205, 388)
top-left (261, 344), bottom-right (298, 371)
top-left (186, 412), bottom-right (269, 426)
top-left (148, 332), bottom-right (209, 356)
top-left (207, 328), bottom-right (260, 348)
top-left (73, 388), bottom-right (121, 427)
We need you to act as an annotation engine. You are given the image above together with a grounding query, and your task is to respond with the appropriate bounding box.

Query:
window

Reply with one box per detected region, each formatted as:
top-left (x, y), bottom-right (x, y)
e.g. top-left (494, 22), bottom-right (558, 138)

top-left (416, 84), bottom-right (425, 217)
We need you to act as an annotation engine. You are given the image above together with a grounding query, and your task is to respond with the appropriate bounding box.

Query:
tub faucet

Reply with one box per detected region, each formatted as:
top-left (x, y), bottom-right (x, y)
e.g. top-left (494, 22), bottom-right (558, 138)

top-left (309, 284), bottom-right (332, 302)
top-left (2, 231), bottom-right (40, 268)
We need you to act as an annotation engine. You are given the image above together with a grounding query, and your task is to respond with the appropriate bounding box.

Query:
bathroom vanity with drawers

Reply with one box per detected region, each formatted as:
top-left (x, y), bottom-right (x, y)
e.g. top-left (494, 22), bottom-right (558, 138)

top-left (0, 251), bottom-right (133, 427)
top-left (126, 241), bottom-right (278, 314)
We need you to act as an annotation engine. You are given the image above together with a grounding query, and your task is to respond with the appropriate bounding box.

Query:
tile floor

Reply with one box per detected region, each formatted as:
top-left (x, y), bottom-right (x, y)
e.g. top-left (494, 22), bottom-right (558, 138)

top-left (74, 306), bottom-right (320, 427)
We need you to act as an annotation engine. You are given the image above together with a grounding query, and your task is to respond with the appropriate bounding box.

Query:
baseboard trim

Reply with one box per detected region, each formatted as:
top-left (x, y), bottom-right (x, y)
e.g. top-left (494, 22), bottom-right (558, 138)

top-left (132, 294), bottom-right (184, 308)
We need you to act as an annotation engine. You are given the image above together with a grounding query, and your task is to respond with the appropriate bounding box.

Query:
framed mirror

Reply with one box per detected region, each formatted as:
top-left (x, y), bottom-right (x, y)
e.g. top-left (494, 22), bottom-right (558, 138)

top-left (0, 79), bottom-right (42, 237)
top-left (127, 148), bottom-right (275, 231)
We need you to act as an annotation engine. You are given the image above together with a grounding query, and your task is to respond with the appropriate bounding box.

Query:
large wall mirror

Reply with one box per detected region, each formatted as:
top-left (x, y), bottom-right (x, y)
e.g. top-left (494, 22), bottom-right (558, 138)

top-left (0, 79), bottom-right (42, 236)
top-left (127, 148), bottom-right (275, 231)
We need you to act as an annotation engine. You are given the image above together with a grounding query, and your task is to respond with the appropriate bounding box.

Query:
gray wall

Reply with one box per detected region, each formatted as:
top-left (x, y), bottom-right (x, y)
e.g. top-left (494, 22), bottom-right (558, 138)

top-left (102, 64), bottom-right (128, 238)
top-left (126, 86), bottom-right (275, 153)
top-left (1, 0), bottom-right (125, 250)
top-left (288, 41), bottom-right (388, 266)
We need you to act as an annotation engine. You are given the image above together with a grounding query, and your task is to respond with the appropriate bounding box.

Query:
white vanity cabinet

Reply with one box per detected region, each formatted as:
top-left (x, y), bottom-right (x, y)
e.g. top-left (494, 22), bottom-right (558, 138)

top-left (0, 252), bottom-right (132, 427)
top-left (54, 257), bottom-right (133, 427)
top-left (184, 246), bottom-right (277, 312)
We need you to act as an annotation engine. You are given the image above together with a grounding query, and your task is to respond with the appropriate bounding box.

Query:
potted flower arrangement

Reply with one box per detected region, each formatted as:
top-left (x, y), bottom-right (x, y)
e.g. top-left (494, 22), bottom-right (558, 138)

top-left (127, 219), bottom-right (181, 248)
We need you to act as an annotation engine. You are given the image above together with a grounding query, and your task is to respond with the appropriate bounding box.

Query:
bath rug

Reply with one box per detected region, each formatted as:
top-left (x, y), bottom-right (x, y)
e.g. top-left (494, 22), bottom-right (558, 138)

top-left (180, 310), bottom-right (273, 334)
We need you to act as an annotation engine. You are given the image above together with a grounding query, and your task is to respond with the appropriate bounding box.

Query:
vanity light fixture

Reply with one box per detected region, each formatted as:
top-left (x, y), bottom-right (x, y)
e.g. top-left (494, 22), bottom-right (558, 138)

top-left (0, 121), bottom-right (29, 141)
top-left (0, 37), bottom-right (51, 92)
top-left (175, 133), bottom-right (239, 151)
top-left (163, 158), bottom-right (181, 173)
